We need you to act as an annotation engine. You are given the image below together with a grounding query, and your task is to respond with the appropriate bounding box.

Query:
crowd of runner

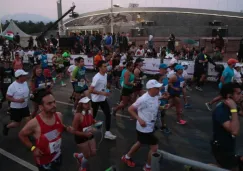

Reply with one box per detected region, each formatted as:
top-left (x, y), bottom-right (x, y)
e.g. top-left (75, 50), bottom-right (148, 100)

top-left (1, 33), bottom-right (243, 171)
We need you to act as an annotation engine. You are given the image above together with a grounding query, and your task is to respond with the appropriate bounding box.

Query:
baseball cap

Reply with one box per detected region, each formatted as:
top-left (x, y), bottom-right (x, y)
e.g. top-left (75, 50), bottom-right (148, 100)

top-left (235, 63), bottom-right (243, 67)
top-left (146, 79), bottom-right (163, 89)
top-left (78, 97), bottom-right (91, 104)
top-left (175, 64), bottom-right (184, 71)
top-left (159, 63), bottom-right (168, 69)
top-left (135, 58), bottom-right (144, 63)
top-left (15, 69), bottom-right (28, 77)
top-left (227, 58), bottom-right (238, 65)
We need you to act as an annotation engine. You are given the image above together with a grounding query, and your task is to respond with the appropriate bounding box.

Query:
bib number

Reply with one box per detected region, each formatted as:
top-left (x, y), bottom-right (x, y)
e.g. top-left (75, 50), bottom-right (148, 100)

top-left (78, 79), bottom-right (86, 87)
top-left (3, 78), bottom-right (11, 84)
top-left (49, 138), bottom-right (61, 154)
top-left (180, 81), bottom-right (185, 88)
top-left (59, 64), bottom-right (64, 68)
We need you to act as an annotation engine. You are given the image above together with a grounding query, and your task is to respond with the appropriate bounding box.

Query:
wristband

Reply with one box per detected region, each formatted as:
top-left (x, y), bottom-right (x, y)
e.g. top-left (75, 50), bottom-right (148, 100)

top-left (31, 146), bottom-right (36, 152)
top-left (230, 109), bottom-right (238, 113)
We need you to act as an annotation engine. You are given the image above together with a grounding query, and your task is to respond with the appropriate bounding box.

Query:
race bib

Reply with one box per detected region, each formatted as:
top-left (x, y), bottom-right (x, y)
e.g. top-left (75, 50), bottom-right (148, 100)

top-left (49, 138), bottom-right (62, 154)
top-left (3, 78), bottom-right (11, 84)
top-left (164, 85), bottom-right (168, 92)
top-left (180, 81), bottom-right (185, 88)
top-left (78, 79), bottom-right (86, 87)
top-left (39, 83), bottom-right (45, 89)
top-left (59, 64), bottom-right (64, 68)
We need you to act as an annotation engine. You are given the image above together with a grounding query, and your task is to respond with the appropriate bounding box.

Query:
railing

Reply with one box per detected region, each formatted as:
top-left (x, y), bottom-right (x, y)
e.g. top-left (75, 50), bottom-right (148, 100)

top-left (151, 149), bottom-right (229, 171)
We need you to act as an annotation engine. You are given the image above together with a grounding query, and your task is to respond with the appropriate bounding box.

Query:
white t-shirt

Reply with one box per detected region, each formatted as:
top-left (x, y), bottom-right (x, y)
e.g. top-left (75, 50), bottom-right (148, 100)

top-left (68, 65), bottom-right (76, 82)
top-left (167, 70), bottom-right (175, 78)
top-left (120, 54), bottom-right (127, 65)
top-left (234, 69), bottom-right (242, 83)
top-left (135, 49), bottom-right (145, 57)
top-left (132, 92), bottom-right (159, 133)
top-left (26, 50), bottom-right (34, 57)
top-left (165, 53), bottom-right (174, 59)
top-left (17, 50), bottom-right (25, 57)
top-left (7, 81), bottom-right (29, 109)
top-left (91, 73), bottom-right (107, 102)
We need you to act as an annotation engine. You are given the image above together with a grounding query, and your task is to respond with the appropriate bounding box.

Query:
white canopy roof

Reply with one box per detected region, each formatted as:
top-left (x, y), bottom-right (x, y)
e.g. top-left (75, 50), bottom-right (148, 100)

top-left (3, 20), bottom-right (30, 37)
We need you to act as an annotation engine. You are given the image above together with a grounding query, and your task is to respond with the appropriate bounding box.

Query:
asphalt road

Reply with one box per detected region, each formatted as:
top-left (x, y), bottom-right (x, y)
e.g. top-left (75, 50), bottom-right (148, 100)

top-left (0, 71), bottom-right (243, 171)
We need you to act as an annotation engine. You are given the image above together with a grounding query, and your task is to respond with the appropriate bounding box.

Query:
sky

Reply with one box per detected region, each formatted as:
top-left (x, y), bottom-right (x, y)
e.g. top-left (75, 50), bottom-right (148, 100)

top-left (0, 0), bottom-right (243, 20)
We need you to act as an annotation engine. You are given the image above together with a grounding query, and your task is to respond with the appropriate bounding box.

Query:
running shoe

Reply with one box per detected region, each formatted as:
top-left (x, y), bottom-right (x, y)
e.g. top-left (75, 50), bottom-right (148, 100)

top-left (121, 155), bottom-right (136, 167)
top-left (2, 124), bottom-right (9, 136)
top-left (205, 102), bottom-right (212, 111)
top-left (177, 120), bottom-right (187, 125)
top-left (143, 165), bottom-right (151, 171)
top-left (105, 131), bottom-right (117, 140)
top-left (73, 153), bottom-right (83, 164)
top-left (195, 86), bottom-right (203, 92)
top-left (184, 104), bottom-right (192, 109)
top-left (186, 85), bottom-right (192, 91)
top-left (61, 83), bottom-right (66, 87)
top-left (160, 126), bottom-right (171, 134)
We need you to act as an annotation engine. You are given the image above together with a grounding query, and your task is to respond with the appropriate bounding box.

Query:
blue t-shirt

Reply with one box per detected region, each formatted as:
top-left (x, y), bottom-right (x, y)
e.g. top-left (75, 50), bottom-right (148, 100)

top-left (218, 66), bottom-right (234, 89)
top-left (40, 55), bottom-right (48, 69)
top-left (169, 75), bottom-right (184, 95)
top-left (212, 102), bottom-right (235, 151)
top-left (105, 36), bottom-right (112, 45)
top-left (34, 75), bottom-right (46, 88)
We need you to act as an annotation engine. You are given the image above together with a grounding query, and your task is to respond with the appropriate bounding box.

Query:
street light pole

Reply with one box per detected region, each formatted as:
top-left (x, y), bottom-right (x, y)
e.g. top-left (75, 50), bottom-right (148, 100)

top-left (110, 0), bottom-right (114, 34)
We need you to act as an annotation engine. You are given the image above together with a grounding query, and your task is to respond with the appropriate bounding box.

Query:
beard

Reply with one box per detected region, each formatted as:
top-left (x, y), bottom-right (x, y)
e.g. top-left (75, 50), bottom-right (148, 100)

top-left (44, 107), bottom-right (57, 114)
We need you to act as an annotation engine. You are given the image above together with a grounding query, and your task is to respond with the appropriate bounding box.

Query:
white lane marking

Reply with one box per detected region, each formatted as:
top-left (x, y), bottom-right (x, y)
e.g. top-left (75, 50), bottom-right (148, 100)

top-left (56, 101), bottom-right (131, 119)
top-left (0, 148), bottom-right (38, 171)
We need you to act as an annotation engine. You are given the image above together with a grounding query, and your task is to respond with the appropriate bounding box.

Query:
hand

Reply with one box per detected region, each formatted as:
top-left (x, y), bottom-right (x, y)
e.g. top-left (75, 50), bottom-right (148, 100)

top-left (85, 132), bottom-right (93, 138)
top-left (162, 92), bottom-right (169, 99)
top-left (66, 126), bottom-right (75, 134)
top-left (138, 118), bottom-right (146, 127)
top-left (33, 148), bottom-right (43, 157)
top-left (101, 92), bottom-right (110, 97)
top-left (16, 98), bottom-right (25, 103)
top-left (224, 98), bottom-right (237, 110)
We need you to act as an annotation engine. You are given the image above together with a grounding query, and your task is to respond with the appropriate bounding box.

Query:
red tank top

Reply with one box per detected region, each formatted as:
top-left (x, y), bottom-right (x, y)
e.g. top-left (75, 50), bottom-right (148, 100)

top-left (78, 112), bottom-right (94, 132)
top-left (35, 113), bottom-right (64, 165)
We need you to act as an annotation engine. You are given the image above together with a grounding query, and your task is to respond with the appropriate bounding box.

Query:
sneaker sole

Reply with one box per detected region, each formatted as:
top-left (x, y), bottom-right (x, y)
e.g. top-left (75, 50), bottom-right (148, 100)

top-left (104, 136), bottom-right (116, 140)
top-left (205, 103), bottom-right (212, 111)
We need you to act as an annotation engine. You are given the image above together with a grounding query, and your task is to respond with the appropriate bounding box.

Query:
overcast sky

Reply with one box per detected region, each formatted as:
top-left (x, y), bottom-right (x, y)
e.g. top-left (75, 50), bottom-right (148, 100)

top-left (1, 0), bottom-right (243, 19)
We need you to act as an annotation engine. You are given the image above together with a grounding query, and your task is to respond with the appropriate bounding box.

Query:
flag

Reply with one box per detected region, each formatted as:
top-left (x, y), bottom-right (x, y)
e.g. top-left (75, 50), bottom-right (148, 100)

top-left (4, 31), bottom-right (14, 41)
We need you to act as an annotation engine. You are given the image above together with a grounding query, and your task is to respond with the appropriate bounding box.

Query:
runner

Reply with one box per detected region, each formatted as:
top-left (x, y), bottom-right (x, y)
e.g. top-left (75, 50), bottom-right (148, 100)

top-left (39, 50), bottom-right (49, 70)
top-left (205, 58), bottom-right (238, 111)
top-left (112, 61), bottom-right (134, 116)
top-left (133, 58), bottom-right (146, 101)
top-left (89, 60), bottom-right (116, 140)
top-left (72, 97), bottom-right (98, 171)
top-left (72, 57), bottom-right (90, 112)
top-left (12, 52), bottom-right (23, 72)
top-left (0, 59), bottom-right (14, 110)
top-left (3, 69), bottom-right (30, 136)
top-left (52, 51), bottom-right (66, 87)
top-left (121, 80), bottom-right (162, 171)
top-left (168, 64), bottom-right (187, 125)
top-left (156, 63), bottom-right (171, 134)
top-left (30, 65), bottom-right (52, 118)
top-left (18, 90), bottom-right (73, 171)
top-left (62, 51), bottom-right (71, 76)
top-left (105, 53), bottom-right (113, 89)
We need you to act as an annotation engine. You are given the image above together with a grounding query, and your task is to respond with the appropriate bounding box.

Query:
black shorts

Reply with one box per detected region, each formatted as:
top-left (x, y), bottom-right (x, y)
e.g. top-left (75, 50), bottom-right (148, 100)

top-left (133, 83), bottom-right (143, 92)
top-left (161, 110), bottom-right (166, 118)
top-left (37, 155), bottom-right (62, 171)
top-left (136, 131), bottom-right (158, 145)
top-left (169, 93), bottom-right (180, 98)
top-left (211, 141), bottom-right (238, 169)
top-left (121, 87), bottom-right (133, 96)
top-left (74, 86), bottom-right (89, 94)
top-left (56, 68), bottom-right (64, 74)
top-left (74, 135), bottom-right (94, 144)
top-left (10, 107), bottom-right (30, 122)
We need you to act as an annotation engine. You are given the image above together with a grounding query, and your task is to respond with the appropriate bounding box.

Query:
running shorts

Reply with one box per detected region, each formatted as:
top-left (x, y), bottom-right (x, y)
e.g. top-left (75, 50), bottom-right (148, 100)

top-left (136, 130), bottom-right (158, 145)
top-left (10, 107), bottom-right (30, 122)
top-left (121, 87), bottom-right (133, 96)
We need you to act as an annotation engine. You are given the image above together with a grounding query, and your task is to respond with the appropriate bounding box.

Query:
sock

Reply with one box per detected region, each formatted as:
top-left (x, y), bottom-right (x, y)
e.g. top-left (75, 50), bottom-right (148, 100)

top-left (146, 164), bottom-right (151, 168)
top-left (125, 154), bottom-right (130, 159)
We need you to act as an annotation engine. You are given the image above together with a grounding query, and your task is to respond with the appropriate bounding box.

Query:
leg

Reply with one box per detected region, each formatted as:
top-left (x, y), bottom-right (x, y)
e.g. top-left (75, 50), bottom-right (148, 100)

top-left (99, 100), bottom-right (111, 131)
top-left (147, 144), bottom-right (159, 166)
top-left (91, 101), bottom-right (100, 119)
top-left (127, 141), bottom-right (141, 157)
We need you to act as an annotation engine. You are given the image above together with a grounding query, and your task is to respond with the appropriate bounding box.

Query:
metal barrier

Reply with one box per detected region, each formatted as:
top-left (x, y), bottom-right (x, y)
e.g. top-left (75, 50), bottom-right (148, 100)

top-left (151, 150), bottom-right (229, 171)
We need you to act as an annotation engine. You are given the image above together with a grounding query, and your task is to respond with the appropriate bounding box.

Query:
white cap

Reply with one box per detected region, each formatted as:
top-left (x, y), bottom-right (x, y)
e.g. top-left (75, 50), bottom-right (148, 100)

top-left (181, 62), bottom-right (189, 66)
top-left (15, 69), bottom-right (28, 77)
top-left (235, 63), bottom-right (243, 67)
top-left (78, 97), bottom-right (91, 104)
top-left (146, 79), bottom-right (163, 89)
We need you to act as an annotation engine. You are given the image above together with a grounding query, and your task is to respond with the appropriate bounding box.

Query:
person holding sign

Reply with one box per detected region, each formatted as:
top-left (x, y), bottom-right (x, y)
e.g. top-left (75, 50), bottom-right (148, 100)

top-left (168, 64), bottom-right (187, 125)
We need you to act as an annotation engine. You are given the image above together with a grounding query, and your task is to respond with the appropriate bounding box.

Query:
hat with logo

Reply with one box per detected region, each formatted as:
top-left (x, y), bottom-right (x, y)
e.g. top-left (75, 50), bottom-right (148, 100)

top-left (146, 79), bottom-right (163, 89)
